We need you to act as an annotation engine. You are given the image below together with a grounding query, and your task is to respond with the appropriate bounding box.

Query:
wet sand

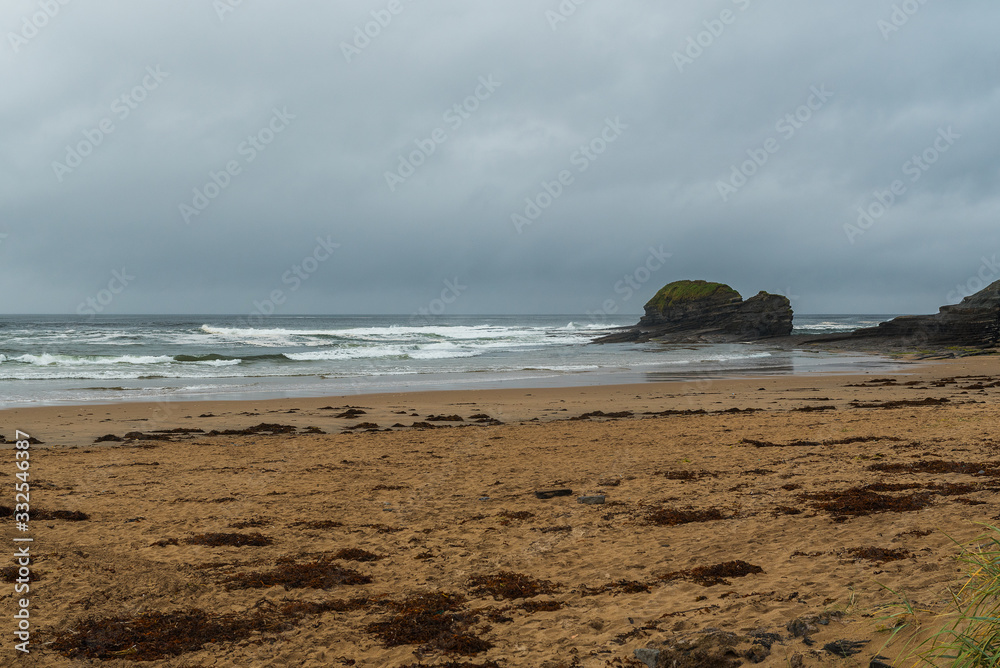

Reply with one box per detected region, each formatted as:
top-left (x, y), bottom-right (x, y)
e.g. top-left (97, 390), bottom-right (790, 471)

top-left (3, 355), bottom-right (1000, 666)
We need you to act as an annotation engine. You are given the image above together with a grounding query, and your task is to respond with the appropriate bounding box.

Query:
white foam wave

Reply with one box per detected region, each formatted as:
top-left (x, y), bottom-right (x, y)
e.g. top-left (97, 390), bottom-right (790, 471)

top-left (559, 322), bottom-right (616, 331)
top-left (697, 352), bottom-right (773, 362)
top-left (196, 358), bottom-right (242, 367)
top-left (794, 322), bottom-right (854, 331)
top-left (284, 342), bottom-right (482, 362)
top-left (408, 343), bottom-right (480, 360)
top-left (284, 347), bottom-right (408, 362)
top-left (9, 354), bottom-right (175, 366)
top-left (200, 323), bottom-right (593, 347)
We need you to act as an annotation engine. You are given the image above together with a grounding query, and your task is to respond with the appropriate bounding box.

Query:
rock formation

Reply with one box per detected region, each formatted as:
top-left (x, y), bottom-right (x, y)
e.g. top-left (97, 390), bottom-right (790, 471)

top-left (813, 280), bottom-right (1000, 349)
top-left (596, 280), bottom-right (793, 343)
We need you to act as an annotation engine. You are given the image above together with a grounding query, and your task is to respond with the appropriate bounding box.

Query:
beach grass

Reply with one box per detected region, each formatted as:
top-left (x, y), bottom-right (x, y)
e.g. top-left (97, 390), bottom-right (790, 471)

top-left (883, 525), bottom-right (1000, 666)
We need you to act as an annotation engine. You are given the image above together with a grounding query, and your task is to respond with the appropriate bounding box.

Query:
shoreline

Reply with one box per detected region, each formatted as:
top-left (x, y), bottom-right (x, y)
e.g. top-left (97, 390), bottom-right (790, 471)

top-left (0, 340), bottom-right (913, 412)
top-left (6, 354), bottom-right (1000, 666)
top-left (2, 358), bottom-right (934, 450)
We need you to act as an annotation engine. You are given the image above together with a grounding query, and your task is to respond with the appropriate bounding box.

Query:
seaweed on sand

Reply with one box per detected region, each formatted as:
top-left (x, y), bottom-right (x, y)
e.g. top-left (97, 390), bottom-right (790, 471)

top-left (846, 547), bottom-right (912, 564)
top-left (800, 488), bottom-right (933, 521)
top-left (519, 600), bottom-right (562, 612)
top-left (578, 580), bottom-right (650, 596)
top-left (850, 397), bottom-right (950, 409)
top-left (742, 435), bottom-right (902, 448)
top-left (657, 470), bottom-right (713, 481)
top-left (467, 571), bottom-right (560, 600)
top-left (0, 506), bottom-right (89, 521)
top-left (292, 519), bottom-right (344, 529)
top-left (185, 532), bottom-right (272, 547)
top-left (659, 561), bottom-right (764, 587)
top-left (869, 460), bottom-right (997, 476)
top-left (50, 609), bottom-right (283, 660)
top-left (643, 506), bottom-right (726, 526)
top-left (571, 410), bottom-right (634, 420)
top-left (1, 566), bottom-right (41, 582)
top-left (206, 423), bottom-right (298, 436)
top-left (331, 548), bottom-right (381, 562)
top-left (365, 592), bottom-right (492, 655)
top-left (51, 598), bottom-right (375, 661)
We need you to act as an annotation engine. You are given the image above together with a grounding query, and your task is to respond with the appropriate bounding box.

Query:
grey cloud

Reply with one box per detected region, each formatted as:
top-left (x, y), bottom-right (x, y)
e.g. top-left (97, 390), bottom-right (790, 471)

top-left (1, 0), bottom-right (998, 316)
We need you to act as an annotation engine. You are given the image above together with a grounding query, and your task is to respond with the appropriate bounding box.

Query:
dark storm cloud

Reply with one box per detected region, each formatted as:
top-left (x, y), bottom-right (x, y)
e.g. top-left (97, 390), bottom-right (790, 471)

top-left (1, 0), bottom-right (998, 316)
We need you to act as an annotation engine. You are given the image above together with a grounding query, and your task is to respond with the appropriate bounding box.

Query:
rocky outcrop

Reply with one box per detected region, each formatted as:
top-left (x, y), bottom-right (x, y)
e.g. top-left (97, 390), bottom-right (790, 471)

top-left (596, 280), bottom-right (793, 343)
top-left (814, 280), bottom-right (1000, 349)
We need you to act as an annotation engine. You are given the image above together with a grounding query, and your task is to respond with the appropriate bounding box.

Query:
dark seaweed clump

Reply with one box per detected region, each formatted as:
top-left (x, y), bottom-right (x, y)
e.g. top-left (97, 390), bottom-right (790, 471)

top-left (742, 435), bottom-right (900, 448)
top-left (571, 410), bottom-right (634, 420)
top-left (344, 422), bottom-right (380, 430)
top-left (365, 592), bottom-right (491, 655)
top-left (293, 519), bottom-right (344, 529)
top-left (520, 600), bottom-right (563, 612)
top-left (850, 398), bottom-right (949, 409)
top-left (578, 580), bottom-right (650, 596)
top-left (469, 413), bottom-right (502, 425)
top-left (800, 488), bottom-right (933, 521)
top-left (660, 561), bottom-right (764, 587)
top-left (644, 506), bottom-right (726, 526)
top-left (122, 431), bottom-right (173, 441)
top-left (862, 481), bottom-right (980, 498)
top-left (1, 566), bottom-right (41, 582)
top-left (399, 662), bottom-right (502, 668)
top-left (332, 548), bottom-right (381, 562)
top-left (185, 532), bottom-right (272, 547)
top-left (869, 460), bottom-right (996, 476)
top-left (206, 423), bottom-right (298, 436)
top-left (658, 470), bottom-right (713, 481)
top-left (0, 506), bottom-right (90, 521)
top-left (50, 598), bottom-right (371, 661)
top-left (846, 547), bottom-right (912, 564)
top-left (50, 609), bottom-right (281, 660)
top-left (467, 571), bottom-right (560, 600)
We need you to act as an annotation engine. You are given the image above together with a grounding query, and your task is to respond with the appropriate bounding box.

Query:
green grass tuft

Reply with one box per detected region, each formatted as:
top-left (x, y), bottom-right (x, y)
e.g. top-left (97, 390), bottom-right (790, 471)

top-left (645, 280), bottom-right (741, 312)
top-left (882, 525), bottom-right (1000, 666)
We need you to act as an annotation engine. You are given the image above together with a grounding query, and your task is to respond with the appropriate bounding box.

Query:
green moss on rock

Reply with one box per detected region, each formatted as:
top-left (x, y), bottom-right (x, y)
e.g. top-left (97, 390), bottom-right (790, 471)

top-left (645, 280), bottom-right (741, 312)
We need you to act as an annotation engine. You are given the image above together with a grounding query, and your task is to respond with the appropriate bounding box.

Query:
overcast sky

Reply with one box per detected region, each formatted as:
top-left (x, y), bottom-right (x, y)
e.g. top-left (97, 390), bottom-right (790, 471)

top-left (1, 1), bottom-right (998, 317)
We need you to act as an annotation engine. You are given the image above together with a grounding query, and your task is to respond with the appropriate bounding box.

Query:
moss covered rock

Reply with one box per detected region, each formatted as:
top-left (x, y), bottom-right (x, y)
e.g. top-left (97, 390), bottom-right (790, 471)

top-left (596, 280), bottom-right (793, 344)
top-left (645, 280), bottom-right (741, 312)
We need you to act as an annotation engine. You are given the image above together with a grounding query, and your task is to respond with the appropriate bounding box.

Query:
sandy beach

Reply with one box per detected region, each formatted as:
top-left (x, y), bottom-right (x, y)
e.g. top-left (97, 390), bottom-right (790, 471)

top-left (3, 355), bottom-right (1000, 666)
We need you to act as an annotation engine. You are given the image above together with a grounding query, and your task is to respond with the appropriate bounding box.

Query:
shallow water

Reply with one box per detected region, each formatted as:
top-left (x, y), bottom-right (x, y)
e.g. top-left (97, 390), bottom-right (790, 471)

top-left (0, 314), bottom-right (900, 407)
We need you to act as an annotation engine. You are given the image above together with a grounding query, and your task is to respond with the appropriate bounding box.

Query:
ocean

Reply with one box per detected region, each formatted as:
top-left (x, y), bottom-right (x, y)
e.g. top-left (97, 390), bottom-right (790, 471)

top-left (0, 314), bottom-right (900, 408)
